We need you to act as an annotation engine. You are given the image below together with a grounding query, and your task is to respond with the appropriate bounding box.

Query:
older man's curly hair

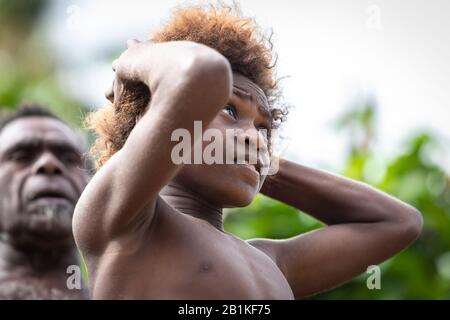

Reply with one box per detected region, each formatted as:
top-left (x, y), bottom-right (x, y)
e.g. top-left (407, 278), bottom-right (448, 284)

top-left (87, 3), bottom-right (286, 168)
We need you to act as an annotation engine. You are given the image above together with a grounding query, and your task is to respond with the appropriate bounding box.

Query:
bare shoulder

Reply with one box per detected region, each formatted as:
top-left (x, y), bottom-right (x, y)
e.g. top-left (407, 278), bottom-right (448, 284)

top-left (76, 193), bottom-right (177, 255)
top-left (72, 152), bottom-right (143, 254)
top-left (246, 237), bottom-right (291, 274)
top-left (247, 238), bottom-right (279, 258)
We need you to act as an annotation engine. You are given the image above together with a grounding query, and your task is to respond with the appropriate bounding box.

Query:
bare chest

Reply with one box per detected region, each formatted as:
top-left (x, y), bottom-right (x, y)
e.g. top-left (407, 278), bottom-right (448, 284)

top-left (93, 230), bottom-right (293, 299)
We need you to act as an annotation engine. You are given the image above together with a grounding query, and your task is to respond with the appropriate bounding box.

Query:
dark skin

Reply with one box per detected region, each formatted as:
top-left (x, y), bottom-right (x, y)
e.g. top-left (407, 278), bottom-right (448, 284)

top-left (0, 117), bottom-right (89, 299)
top-left (73, 40), bottom-right (423, 299)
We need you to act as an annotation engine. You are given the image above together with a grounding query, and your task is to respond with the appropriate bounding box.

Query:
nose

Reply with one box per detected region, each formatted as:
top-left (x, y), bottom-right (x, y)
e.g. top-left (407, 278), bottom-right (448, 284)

top-left (235, 126), bottom-right (269, 162)
top-left (236, 124), bottom-right (267, 150)
top-left (241, 129), bottom-right (259, 150)
top-left (32, 152), bottom-right (64, 176)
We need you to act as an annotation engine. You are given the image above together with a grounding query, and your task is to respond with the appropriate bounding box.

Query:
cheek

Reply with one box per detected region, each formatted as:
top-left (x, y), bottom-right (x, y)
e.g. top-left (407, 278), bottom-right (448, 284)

top-left (0, 191), bottom-right (21, 232)
top-left (0, 169), bottom-right (23, 208)
top-left (201, 117), bottom-right (233, 164)
top-left (175, 164), bottom-right (217, 187)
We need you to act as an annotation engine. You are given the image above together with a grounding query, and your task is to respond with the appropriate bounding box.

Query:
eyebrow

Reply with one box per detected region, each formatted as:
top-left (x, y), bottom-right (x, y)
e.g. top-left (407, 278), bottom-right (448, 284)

top-left (2, 138), bottom-right (82, 157)
top-left (232, 86), bottom-right (253, 100)
top-left (232, 86), bottom-right (272, 121)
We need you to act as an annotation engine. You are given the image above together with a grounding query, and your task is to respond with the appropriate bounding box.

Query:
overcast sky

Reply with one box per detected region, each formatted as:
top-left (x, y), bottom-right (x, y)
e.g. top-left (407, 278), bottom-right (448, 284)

top-left (41, 0), bottom-right (450, 171)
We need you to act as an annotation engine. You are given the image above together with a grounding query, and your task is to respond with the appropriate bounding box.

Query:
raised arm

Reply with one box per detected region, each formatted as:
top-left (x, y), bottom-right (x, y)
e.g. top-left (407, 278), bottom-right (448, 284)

top-left (73, 40), bottom-right (232, 254)
top-left (249, 158), bottom-right (423, 298)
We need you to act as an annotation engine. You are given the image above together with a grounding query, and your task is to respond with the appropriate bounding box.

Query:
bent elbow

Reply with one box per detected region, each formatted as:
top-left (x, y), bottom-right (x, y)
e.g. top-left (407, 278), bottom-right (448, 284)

top-left (182, 44), bottom-right (232, 105)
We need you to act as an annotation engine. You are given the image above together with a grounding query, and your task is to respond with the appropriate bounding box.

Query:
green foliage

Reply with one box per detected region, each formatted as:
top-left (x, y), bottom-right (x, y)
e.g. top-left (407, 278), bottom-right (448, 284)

top-left (0, 0), bottom-right (49, 33)
top-left (225, 195), bottom-right (324, 240)
top-left (0, 0), bottom-right (87, 126)
top-left (314, 131), bottom-right (450, 299)
top-left (0, 61), bottom-right (87, 126)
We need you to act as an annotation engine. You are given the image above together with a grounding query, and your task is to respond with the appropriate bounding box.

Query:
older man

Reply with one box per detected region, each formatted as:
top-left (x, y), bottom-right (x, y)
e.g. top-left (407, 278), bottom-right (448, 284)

top-left (0, 105), bottom-right (90, 299)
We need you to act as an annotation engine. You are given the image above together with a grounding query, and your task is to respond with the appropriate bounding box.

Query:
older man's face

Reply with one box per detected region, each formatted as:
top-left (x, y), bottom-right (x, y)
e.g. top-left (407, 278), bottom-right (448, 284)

top-left (0, 117), bottom-right (88, 249)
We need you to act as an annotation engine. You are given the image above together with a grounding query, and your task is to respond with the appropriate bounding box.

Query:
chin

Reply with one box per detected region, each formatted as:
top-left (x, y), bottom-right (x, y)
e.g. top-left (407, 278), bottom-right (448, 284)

top-left (4, 218), bottom-right (74, 250)
top-left (194, 182), bottom-right (257, 208)
top-left (176, 164), bottom-right (261, 207)
top-left (224, 185), bottom-right (258, 208)
top-left (6, 230), bottom-right (74, 250)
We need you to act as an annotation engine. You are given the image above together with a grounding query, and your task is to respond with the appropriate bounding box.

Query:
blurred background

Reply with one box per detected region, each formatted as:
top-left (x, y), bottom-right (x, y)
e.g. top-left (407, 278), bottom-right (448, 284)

top-left (1, 0), bottom-right (449, 299)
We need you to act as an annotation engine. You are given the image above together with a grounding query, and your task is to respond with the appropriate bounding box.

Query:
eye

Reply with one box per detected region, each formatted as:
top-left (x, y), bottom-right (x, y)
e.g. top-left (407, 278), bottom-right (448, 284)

top-left (222, 104), bottom-right (237, 119)
top-left (60, 151), bottom-right (81, 166)
top-left (9, 150), bottom-right (34, 163)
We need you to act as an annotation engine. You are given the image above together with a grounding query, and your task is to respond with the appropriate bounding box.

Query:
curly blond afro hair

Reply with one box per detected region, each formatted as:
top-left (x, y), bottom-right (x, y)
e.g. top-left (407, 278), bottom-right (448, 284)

top-left (87, 3), bottom-right (286, 168)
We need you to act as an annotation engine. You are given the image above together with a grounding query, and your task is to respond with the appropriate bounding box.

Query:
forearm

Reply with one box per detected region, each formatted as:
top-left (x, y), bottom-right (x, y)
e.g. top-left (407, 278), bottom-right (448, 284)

top-left (257, 159), bottom-right (423, 298)
top-left (261, 158), bottom-right (421, 225)
top-left (120, 41), bottom-right (232, 123)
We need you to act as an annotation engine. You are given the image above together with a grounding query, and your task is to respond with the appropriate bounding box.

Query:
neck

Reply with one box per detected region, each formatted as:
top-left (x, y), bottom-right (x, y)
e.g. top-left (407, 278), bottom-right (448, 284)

top-left (160, 181), bottom-right (224, 232)
top-left (0, 238), bottom-right (79, 277)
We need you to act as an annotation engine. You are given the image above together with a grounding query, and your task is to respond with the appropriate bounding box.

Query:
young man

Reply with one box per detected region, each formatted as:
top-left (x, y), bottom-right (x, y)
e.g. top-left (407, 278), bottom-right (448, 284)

top-left (74, 5), bottom-right (422, 299)
top-left (0, 105), bottom-right (90, 299)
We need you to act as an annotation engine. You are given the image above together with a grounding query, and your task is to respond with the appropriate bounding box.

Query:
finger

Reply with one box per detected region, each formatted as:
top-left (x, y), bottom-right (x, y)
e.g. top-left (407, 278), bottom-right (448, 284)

top-left (126, 38), bottom-right (141, 49)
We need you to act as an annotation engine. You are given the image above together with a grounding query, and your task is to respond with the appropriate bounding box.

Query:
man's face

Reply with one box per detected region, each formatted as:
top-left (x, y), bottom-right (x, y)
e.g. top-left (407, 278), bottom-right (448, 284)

top-left (174, 73), bottom-right (273, 208)
top-left (0, 117), bottom-right (88, 249)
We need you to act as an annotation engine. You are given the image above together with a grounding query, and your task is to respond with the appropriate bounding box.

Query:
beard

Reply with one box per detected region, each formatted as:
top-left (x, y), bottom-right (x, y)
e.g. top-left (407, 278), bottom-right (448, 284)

top-left (0, 278), bottom-right (80, 300)
top-left (1, 201), bottom-right (75, 250)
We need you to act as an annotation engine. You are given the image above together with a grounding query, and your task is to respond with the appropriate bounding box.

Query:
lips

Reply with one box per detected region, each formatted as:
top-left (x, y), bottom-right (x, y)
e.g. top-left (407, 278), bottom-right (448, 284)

top-left (28, 188), bottom-right (72, 203)
top-left (233, 157), bottom-right (262, 175)
top-left (241, 160), bottom-right (259, 173)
